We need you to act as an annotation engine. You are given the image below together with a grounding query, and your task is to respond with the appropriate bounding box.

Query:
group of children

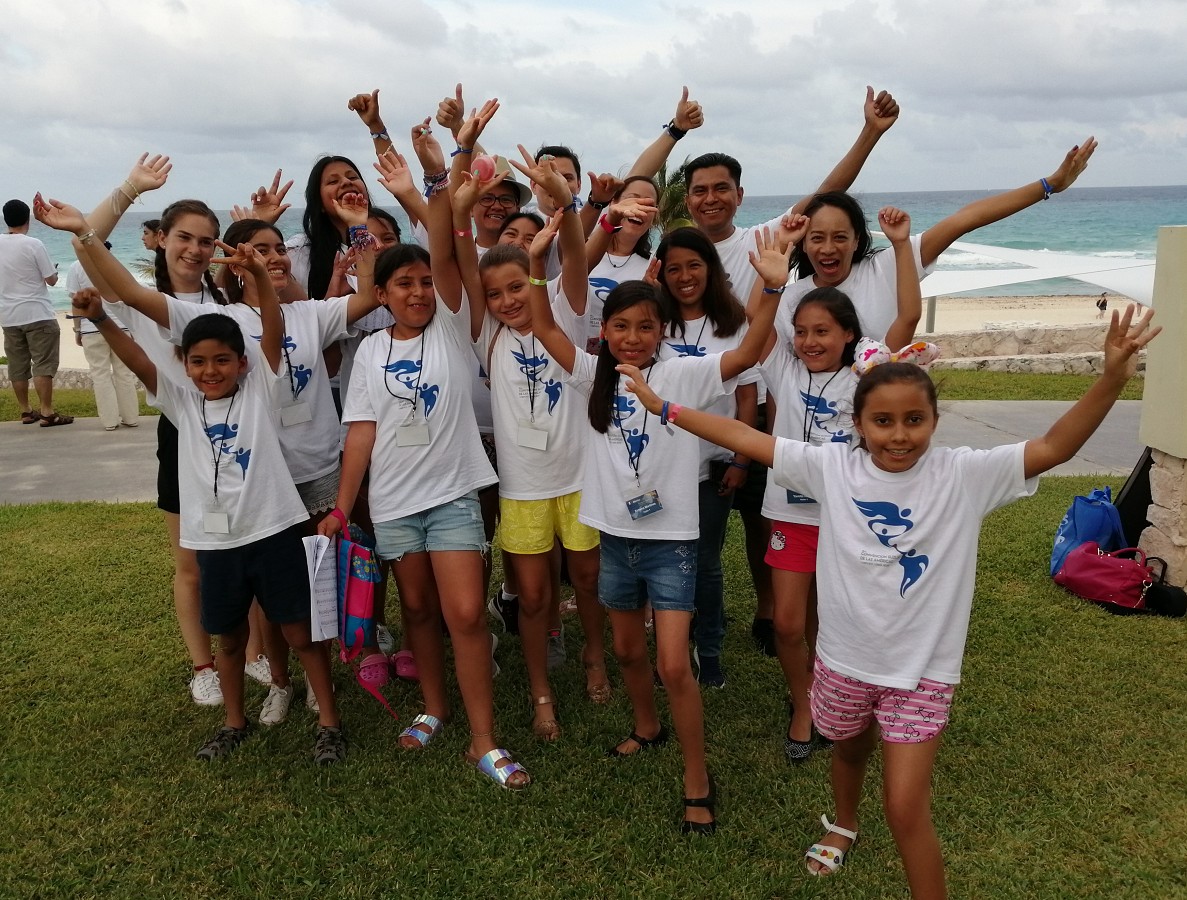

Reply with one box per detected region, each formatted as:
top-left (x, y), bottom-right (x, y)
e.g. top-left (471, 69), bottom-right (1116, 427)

top-left (32, 80), bottom-right (1159, 898)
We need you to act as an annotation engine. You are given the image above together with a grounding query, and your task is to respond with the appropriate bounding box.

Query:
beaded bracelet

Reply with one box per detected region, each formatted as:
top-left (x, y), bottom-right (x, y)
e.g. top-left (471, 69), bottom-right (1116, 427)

top-left (347, 224), bottom-right (371, 251)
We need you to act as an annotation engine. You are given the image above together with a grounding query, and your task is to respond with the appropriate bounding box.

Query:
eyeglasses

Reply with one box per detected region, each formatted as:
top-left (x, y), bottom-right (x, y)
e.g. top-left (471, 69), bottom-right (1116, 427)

top-left (478, 195), bottom-right (518, 209)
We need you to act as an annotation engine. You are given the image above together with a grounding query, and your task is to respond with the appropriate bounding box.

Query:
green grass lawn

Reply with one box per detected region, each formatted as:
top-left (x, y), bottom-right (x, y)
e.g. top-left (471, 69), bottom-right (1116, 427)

top-left (0, 387), bottom-right (158, 421)
top-left (934, 371), bottom-right (1145, 401)
top-left (3, 478), bottom-right (1184, 898)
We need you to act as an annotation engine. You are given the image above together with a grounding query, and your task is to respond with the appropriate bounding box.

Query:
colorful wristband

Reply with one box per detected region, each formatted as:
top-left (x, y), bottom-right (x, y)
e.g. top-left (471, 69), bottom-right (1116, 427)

top-left (762, 285), bottom-right (786, 295)
top-left (668, 403), bottom-right (683, 423)
top-left (598, 214), bottom-right (622, 235)
top-left (453, 228), bottom-right (473, 238)
top-left (1040, 177), bottom-right (1053, 200)
top-left (528, 276), bottom-right (548, 287)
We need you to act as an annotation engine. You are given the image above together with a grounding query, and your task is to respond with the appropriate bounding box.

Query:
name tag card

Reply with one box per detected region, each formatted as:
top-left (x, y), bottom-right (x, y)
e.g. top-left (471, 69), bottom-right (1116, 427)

top-left (625, 489), bottom-right (663, 520)
top-left (517, 422), bottom-right (549, 451)
top-left (396, 423), bottom-right (431, 447)
top-left (280, 402), bottom-right (313, 427)
top-left (203, 511), bottom-right (230, 534)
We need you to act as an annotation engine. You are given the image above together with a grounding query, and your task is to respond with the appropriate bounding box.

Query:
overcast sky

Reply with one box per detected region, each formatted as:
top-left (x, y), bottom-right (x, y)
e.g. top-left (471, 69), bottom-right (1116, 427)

top-left (3, 0), bottom-right (1185, 210)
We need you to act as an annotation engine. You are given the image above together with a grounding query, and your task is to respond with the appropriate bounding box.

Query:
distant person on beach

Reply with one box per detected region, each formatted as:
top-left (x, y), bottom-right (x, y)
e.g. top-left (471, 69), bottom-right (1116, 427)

top-left (142, 219), bottom-right (161, 251)
top-left (65, 252), bottom-right (140, 430)
top-left (0, 198), bottom-right (73, 427)
top-left (1096, 292), bottom-right (1108, 319)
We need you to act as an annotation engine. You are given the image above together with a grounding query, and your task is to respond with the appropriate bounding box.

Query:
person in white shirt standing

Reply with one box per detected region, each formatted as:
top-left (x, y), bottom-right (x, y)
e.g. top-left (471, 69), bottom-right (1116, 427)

top-left (65, 252), bottom-right (140, 430)
top-left (0, 199), bottom-right (72, 427)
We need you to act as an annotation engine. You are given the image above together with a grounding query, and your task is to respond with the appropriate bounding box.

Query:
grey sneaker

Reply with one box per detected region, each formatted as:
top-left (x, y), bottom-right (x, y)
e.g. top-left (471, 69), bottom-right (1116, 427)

top-left (376, 623), bottom-right (396, 656)
top-left (491, 632), bottom-right (500, 679)
top-left (547, 626), bottom-right (566, 670)
top-left (196, 724), bottom-right (251, 760)
top-left (259, 683), bottom-right (294, 726)
top-left (313, 725), bottom-right (347, 765)
top-left (244, 654), bottom-right (272, 686)
top-left (189, 667), bottom-right (224, 706)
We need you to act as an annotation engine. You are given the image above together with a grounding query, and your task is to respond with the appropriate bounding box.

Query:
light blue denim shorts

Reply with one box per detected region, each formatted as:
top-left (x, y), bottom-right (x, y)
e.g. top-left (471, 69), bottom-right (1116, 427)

top-left (373, 491), bottom-right (487, 562)
top-left (598, 533), bottom-right (697, 612)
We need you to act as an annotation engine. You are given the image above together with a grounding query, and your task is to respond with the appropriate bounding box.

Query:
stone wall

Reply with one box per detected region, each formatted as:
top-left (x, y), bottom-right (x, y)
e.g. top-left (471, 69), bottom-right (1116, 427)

top-left (1141, 450), bottom-right (1187, 588)
top-left (921, 323), bottom-right (1146, 376)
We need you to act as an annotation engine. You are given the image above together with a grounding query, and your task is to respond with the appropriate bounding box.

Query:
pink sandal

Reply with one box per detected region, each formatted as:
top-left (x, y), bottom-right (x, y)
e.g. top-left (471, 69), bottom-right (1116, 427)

top-left (390, 649), bottom-right (419, 682)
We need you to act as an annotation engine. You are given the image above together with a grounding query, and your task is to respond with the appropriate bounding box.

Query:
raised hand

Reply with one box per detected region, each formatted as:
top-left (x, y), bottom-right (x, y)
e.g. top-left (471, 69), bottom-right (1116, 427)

top-left (864, 86), bottom-right (899, 134)
top-left (347, 89), bottom-right (383, 131)
top-left (32, 194), bottom-right (89, 234)
top-left (608, 196), bottom-right (658, 227)
top-left (877, 206), bottom-right (911, 243)
top-left (510, 144), bottom-right (570, 208)
top-left (125, 153), bottom-right (172, 195)
top-left (748, 225), bottom-right (795, 288)
top-left (1046, 137), bottom-right (1097, 193)
top-left (330, 189), bottom-right (369, 228)
top-left (244, 170), bottom-right (294, 223)
top-left (673, 85), bottom-right (705, 133)
top-left (1103, 304), bottom-right (1159, 380)
top-left (436, 83), bottom-right (466, 134)
top-left (210, 240), bottom-right (267, 279)
top-left (456, 98), bottom-right (500, 151)
top-left (588, 172), bottom-right (623, 207)
top-left (70, 286), bottom-right (104, 320)
top-left (643, 257), bottom-right (661, 288)
top-left (528, 210), bottom-right (563, 261)
top-left (410, 118), bottom-right (446, 175)
top-left (615, 363), bottom-right (664, 414)
top-left (453, 168), bottom-right (508, 215)
top-left (374, 148), bottom-right (416, 199)
top-left (774, 212), bottom-right (809, 252)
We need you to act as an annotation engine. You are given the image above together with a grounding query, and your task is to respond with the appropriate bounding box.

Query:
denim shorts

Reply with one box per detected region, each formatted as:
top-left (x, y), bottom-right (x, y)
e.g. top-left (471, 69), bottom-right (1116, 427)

top-left (373, 491), bottom-right (487, 562)
top-left (598, 533), bottom-right (697, 612)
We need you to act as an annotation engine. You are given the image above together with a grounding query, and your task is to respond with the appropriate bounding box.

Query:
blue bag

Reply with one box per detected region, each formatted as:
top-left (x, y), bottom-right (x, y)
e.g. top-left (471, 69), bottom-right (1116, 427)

top-left (1050, 487), bottom-right (1126, 577)
top-left (337, 524), bottom-right (382, 662)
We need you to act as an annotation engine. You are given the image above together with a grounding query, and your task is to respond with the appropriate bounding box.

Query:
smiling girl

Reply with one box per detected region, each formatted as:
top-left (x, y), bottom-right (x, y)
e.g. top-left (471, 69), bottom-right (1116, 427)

top-left (618, 303), bottom-right (1157, 897)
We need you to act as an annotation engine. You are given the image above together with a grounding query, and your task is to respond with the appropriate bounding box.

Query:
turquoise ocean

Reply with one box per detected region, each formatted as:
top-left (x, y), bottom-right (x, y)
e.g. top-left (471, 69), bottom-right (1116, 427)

top-left (29, 184), bottom-right (1186, 312)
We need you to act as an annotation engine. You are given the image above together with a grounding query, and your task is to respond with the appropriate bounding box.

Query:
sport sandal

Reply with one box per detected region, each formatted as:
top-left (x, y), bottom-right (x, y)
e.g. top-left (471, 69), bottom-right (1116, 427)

top-left (805, 814), bottom-right (859, 875)
top-left (606, 724), bottom-right (668, 758)
top-left (465, 747), bottom-right (531, 790)
top-left (680, 773), bottom-right (717, 835)
top-left (399, 713), bottom-right (444, 749)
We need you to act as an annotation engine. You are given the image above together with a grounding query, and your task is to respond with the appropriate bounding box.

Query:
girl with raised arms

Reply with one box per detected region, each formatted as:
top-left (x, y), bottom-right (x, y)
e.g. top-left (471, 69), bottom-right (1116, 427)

top-left (524, 214), bottom-right (792, 833)
top-left (618, 304), bottom-right (1157, 897)
top-left (318, 112), bottom-right (531, 790)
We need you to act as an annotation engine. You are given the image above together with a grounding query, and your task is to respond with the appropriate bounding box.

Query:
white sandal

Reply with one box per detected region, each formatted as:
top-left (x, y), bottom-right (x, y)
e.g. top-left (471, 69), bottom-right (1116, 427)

top-left (804, 814), bottom-right (858, 875)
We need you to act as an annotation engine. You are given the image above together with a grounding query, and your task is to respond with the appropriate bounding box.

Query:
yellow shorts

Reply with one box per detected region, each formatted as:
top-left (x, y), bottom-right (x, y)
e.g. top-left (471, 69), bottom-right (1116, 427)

top-left (498, 492), bottom-right (600, 555)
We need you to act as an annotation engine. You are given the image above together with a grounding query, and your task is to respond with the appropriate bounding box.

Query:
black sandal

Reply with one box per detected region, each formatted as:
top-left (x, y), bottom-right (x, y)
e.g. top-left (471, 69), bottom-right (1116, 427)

top-left (606, 724), bottom-right (668, 758)
top-left (39, 412), bottom-right (74, 427)
top-left (681, 773), bottom-right (717, 835)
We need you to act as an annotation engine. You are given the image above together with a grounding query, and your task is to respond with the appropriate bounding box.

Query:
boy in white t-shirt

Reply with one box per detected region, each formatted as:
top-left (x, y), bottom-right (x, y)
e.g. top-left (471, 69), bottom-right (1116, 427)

top-left (58, 221), bottom-right (346, 765)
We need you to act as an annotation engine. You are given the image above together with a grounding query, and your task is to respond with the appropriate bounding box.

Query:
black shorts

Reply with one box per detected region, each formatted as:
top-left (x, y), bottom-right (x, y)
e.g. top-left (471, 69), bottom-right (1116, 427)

top-left (196, 523), bottom-right (311, 635)
top-left (155, 414), bottom-right (181, 514)
top-left (732, 402), bottom-right (769, 515)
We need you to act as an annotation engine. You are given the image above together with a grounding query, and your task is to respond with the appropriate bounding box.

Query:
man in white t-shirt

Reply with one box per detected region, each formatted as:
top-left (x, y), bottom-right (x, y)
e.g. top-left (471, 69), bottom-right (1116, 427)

top-left (679, 87), bottom-right (900, 653)
top-left (0, 199), bottom-right (69, 426)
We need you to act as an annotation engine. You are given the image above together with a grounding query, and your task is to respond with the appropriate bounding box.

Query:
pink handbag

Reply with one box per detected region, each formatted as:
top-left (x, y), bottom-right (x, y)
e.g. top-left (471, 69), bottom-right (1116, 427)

top-left (1053, 541), bottom-right (1158, 613)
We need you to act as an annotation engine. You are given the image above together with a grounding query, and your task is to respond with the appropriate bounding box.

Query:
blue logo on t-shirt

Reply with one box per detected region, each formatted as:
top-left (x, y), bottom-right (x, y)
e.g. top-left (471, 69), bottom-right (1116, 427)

top-left (204, 422), bottom-right (251, 475)
top-left (590, 277), bottom-right (618, 302)
top-left (665, 340), bottom-right (706, 358)
top-left (852, 499), bottom-right (929, 597)
top-left (511, 345), bottom-right (564, 414)
top-left (612, 394), bottom-right (635, 423)
top-left (382, 357), bottom-right (442, 419)
top-left (801, 389), bottom-right (852, 443)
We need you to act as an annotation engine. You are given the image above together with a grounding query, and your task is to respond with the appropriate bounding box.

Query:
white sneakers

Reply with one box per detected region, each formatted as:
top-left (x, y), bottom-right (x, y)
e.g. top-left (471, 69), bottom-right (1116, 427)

top-left (189, 667), bottom-right (224, 706)
top-left (244, 654), bottom-right (272, 686)
top-left (259, 683), bottom-right (294, 726)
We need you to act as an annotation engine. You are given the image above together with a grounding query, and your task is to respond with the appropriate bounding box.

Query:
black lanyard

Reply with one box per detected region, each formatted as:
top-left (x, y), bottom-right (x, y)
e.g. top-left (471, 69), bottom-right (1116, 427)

top-left (514, 335), bottom-right (540, 423)
top-left (200, 390), bottom-right (238, 501)
top-left (802, 369), bottom-right (841, 444)
top-left (246, 305), bottom-right (297, 399)
top-left (669, 315), bottom-right (709, 354)
top-left (614, 363), bottom-right (652, 484)
top-left (383, 328), bottom-right (426, 415)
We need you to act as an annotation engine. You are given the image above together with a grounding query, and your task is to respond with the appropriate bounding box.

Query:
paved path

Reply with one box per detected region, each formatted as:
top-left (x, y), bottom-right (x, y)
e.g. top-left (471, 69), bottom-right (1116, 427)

top-left (0, 401), bottom-right (1144, 506)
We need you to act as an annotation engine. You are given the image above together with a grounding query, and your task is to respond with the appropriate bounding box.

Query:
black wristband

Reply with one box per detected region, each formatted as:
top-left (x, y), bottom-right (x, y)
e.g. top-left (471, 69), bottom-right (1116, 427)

top-left (89, 313), bottom-right (109, 325)
top-left (587, 196), bottom-right (610, 211)
top-left (665, 119), bottom-right (688, 141)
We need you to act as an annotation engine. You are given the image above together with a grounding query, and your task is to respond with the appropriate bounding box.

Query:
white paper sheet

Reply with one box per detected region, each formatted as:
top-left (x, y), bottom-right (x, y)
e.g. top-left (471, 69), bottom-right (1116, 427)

top-left (303, 535), bottom-right (338, 642)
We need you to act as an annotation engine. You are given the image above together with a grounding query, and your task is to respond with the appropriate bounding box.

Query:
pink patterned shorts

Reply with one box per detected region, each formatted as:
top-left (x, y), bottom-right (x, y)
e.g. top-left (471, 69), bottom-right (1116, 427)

top-left (811, 657), bottom-right (954, 744)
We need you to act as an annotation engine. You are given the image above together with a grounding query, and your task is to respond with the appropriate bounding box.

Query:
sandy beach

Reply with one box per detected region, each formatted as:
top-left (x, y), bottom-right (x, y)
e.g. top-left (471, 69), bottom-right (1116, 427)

top-left (49, 294), bottom-right (1118, 370)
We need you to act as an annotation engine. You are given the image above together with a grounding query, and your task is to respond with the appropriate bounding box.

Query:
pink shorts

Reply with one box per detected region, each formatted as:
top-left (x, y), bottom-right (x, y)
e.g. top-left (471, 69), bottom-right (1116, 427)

top-left (810, 657), bottom-right (954, 744)
top-left (765, 521), bottom-right (819, 572)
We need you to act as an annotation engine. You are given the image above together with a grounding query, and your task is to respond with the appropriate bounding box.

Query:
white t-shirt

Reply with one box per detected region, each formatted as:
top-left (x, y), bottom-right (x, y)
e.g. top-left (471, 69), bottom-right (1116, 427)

top-left (772, 440), bottom-right (1038, 688)
top-left (343, 299), bottom-right (496, 522)
top-left (776, 234), bottom-right (931, 345)
top-left (584, 252), bottom-right (650, 354)
top-left (64, 261), bottom-right (129, 334)
top-left (475, 292), bottom-right (588, 500)
top-left (167, 297), bottom-right (351, 484)
top-left (712, 217), bottom-right (786, 303)
top-left (0, 232), bottom-right (56, 326)
top-left (154, 361), bottom-right (309, 551)
top-left (759, 339), bottom-right (858, 525)
top-left (108, 286), bottom-right (218, 403)
top-left (565, 352), bottom-right (736, 540)
top-left (657, 314), bottom-right (761, 479)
